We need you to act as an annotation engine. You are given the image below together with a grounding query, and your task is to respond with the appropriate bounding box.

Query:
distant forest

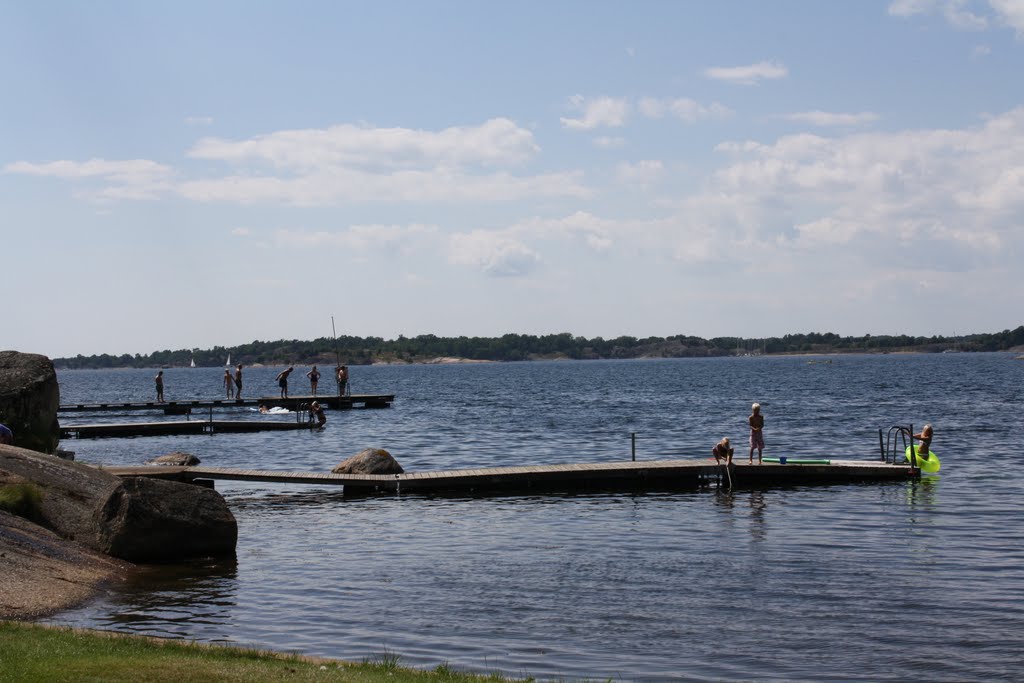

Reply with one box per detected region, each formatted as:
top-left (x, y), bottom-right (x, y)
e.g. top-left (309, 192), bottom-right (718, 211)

top-left (53, 326), bottom-right (1024, 369)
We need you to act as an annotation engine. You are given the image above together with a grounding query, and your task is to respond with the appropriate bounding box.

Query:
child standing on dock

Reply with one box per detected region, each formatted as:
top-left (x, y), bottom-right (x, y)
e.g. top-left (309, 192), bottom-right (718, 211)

top-left (224, 369), bottom-right (235, 398)
top-left (748, 403), bottom-right (765, 464)
top-left (307, 366), bottom-right (321, 396)
top-left (155, 371), bottom-right (164, 402)
top-left (276, 366), bottom-right (294, 399)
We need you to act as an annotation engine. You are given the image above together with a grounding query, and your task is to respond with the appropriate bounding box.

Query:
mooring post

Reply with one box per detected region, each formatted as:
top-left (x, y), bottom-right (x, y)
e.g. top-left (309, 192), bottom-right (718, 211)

top-left (878, 429), bottom-right (884, 461)
top-left (631, 432), bottom-right (636, 461)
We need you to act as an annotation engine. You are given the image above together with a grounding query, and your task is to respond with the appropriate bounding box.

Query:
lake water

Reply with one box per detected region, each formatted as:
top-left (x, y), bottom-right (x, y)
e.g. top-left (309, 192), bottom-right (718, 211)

top-left (48, 354), bottom-right (1024, 681)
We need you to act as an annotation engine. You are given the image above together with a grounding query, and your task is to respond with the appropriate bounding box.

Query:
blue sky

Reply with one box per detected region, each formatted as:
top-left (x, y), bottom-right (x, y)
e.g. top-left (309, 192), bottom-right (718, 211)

top-left (3, 1), bottom-right (1023, 358)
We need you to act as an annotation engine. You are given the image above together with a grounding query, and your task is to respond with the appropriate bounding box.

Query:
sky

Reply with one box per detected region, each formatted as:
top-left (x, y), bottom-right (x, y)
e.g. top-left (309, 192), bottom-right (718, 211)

top-left (2, 1), bottom-right (1023, 358)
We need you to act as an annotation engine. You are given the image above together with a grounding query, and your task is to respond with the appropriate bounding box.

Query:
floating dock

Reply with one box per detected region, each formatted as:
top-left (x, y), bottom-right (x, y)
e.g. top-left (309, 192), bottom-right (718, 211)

top-left (58, 394), bottom-right (394, 414)
top-left (102, 459), bottom-right (918, 495)
top-left (61, 420), bottom-right (317, 439)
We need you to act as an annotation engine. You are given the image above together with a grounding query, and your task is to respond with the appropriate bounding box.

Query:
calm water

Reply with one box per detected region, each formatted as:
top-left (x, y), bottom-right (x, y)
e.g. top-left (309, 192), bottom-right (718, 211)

top-left (49, 355), bottom-right (1024, 681)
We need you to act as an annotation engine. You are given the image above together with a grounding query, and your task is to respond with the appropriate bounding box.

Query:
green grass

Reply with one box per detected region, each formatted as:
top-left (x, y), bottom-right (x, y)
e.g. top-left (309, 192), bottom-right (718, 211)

top-left (0, 483), bottom-right (43, 521)
top-left (0, 622), bottom-right (534, 683)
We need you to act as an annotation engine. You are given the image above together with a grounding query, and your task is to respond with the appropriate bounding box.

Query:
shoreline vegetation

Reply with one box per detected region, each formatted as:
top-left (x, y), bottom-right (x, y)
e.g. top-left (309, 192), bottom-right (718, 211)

top-left (0, 622), bottom-right (536, 683)
top-left (53, 327), bottom-right (1024, 369)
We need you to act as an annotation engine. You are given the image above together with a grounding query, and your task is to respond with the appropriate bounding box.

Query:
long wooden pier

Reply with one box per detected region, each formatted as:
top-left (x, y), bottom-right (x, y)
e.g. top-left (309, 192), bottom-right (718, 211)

top-left (61, 420), bottom-right (317, 439)
top-left (58, 394), bottom-right (393, 414)
top-left (103, 459), bottom-right (918, 495)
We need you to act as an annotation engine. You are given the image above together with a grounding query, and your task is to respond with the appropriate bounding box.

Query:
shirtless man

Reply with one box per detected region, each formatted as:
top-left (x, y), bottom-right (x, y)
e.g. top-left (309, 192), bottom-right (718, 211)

top-left (224, 369), bottom-right (235, 398)
top-left (234, 364), bottom-right (243, 399)
top-left (276, 366), bottom-right (294, 399)
top-left (155, 370), bottom-right (165, 402)
top-left (336, 365), bottom-right (349, 396)
top-left (748, 403), bottom-right (765, 464)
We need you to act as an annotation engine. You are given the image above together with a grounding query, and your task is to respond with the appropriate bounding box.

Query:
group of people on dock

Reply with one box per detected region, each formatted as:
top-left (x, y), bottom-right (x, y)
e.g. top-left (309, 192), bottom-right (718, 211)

top-left (711, 404), bottom-right (934, 466)
top-left (156, 364), bottom-right (349, 402)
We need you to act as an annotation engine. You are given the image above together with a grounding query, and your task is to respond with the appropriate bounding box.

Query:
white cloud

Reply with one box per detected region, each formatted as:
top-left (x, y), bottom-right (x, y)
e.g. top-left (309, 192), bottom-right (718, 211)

top-left (890, 0), bottom-right (1024, 35)
top-left (178, 168), bottom-right (590, 205)
top-left (231, 227), bottom-right (251, 237)
top-left (784, 111), bottom-right (881, 127)
top-left (448, 231), bottom-right (541, 276)
top-left (189, 117), bottom-right (539, 169)
top-left (703, 61), bottom-right (788, 85)
top-left (4, 158), bottom-right (174, 201)
top-left (616, 160), bottom-right (665, 185)
top-left (560, 95), bottom-right (630, 130)
top-left (638, 97), bottom-right (733, 122)
top-left (185, 116), bottom-right (214, 126)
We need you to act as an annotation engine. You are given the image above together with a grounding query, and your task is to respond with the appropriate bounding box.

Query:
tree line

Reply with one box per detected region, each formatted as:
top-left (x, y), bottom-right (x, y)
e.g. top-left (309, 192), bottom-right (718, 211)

top-left (52, 326), bottom-right (1024, 369)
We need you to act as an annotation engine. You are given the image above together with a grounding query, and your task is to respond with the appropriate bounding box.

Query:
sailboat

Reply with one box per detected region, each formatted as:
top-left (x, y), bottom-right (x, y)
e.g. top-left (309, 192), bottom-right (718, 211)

top-left (226, 353), bottom-right (231, 367)
top-left (190, 356), bottom-right (196, 368)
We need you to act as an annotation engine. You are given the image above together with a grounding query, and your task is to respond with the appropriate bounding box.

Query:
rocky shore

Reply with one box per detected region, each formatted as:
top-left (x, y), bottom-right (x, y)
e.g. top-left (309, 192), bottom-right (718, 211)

top-left (1, 350), bottom-right (239, 620)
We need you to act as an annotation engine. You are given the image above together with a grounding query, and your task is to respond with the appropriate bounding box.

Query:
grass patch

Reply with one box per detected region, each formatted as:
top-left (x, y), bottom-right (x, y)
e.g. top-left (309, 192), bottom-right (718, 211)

top-left (0, 622), bottom-right (535, 683)
top-left (0, 483), bottom-right (42, 521)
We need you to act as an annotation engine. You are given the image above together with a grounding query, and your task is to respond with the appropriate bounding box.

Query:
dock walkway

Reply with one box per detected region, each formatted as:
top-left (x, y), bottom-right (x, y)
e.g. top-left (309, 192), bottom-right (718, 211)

top-left (104, 459), bottom-right (917, 495)
top-left (58, 394), bottom-right (393, 414)
top-left (62, 420), bottom-right (316, 439)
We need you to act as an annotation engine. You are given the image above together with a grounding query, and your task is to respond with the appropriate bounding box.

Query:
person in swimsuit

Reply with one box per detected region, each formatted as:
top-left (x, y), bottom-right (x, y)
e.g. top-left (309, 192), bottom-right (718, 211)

top-left (913, 424), bottom-right (934, 460)
top-left (748, 403), bottom-right (765, 464)
top-left (234, 364), bottom-right (243, 399)
top-left (712, 437), bottom-right (734, 465)
top-left (155, 370), bottom-right (164, 402)
top-left (336, 365), bottom-right (349, 396)
top-left (276, 366), bottom-right (294, 399)
top-left (310, 400), bottom-right (327, 428)
top-left (0, 423), bottom-right (13, 445)
top-left (307, 366), bottom-right (321, 396)
top-left (224, 369), bottom-right (235, 398)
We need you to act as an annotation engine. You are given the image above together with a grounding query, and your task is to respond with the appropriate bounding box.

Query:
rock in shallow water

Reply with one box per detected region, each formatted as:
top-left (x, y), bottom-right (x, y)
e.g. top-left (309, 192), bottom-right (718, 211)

top-left (332, 447), bottom-right (404, 474)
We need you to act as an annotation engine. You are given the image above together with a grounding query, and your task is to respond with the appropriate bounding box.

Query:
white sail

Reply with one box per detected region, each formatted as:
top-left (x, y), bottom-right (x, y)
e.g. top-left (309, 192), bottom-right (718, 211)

top-left (190, 357), bottom-right (196, 368)
top-left (226, 353), bottom-right (231, 367)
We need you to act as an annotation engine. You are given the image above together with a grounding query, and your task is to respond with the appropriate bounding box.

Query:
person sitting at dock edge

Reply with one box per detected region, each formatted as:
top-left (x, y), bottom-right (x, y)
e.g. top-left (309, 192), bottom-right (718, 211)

top-left (307, 366), bottom-right (321, 396)
top-left (224, 369), bottom-right (235, 398)
top-left (748, 403), bottom-right (765, 464)
top-left (234, 364), bottom-right (243, 399)
top-left (913, 424), bottom-right (934, 459)
top-left (276, 366), bottom-right (294, 399)
top-left (712, 437), bottom-right (734, 466)
top-left (155, 370), bottom-right (164, 402)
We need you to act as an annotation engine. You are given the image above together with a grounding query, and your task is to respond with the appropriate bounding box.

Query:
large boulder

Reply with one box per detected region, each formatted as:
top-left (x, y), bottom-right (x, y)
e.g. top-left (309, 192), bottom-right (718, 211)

top-left (0, 444), bottom-right (236, 562)
top-left (332, 447), bottom-right (404, 474)
top-left (0, 351), bottom-right (60, 453)
top-left (96, 477), bottom-right (237, 562)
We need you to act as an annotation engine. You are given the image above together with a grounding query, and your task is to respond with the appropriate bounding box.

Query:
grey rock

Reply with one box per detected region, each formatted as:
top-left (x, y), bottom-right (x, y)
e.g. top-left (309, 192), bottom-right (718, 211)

top-left (96, 477), bottom-right (237, 563)
top-left (146, 452), bottom-right (201, 466)
top-left (332, 447), bottom-right (404, 475)
top-left (0, 444), bottom-right (236, 562)
top-left (0, 351), bottom-right (60, 453)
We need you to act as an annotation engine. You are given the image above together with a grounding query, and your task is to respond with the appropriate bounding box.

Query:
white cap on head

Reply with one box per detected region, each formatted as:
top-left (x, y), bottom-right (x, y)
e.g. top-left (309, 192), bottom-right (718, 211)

top-left (752, 403), bottom-right (760, 411)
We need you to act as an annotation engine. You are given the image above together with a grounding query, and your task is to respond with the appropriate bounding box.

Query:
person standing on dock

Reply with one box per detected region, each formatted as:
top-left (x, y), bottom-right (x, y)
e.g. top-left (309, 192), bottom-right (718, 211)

top-left (336, 365), bottom-right (349, 396)
top-left (748, 403), bottom-right (765, 464)
top-left (224, 369), bottom-right (235, 398)
top-left (234, 364), bottom-right (243, 399)
top-left (276, 366), bottom-right (294, 399)
top-left (712, 437), bottom-right (733, 465)
top-left (155, 370), bottom-right (165, 402)
top-left (307, 366), bottom-right (321, 396)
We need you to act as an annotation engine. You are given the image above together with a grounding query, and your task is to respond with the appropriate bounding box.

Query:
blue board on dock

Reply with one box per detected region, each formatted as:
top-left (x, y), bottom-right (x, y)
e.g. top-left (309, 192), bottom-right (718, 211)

top-left (762, 457), bottom-right (831, 465)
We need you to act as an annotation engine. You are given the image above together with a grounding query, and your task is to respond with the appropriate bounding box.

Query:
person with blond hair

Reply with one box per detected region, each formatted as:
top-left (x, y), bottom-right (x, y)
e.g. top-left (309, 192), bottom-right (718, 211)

top-left (712, 437), bottom-right (733, 465)
top-left (749, 402), bottom-right (765, 464)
